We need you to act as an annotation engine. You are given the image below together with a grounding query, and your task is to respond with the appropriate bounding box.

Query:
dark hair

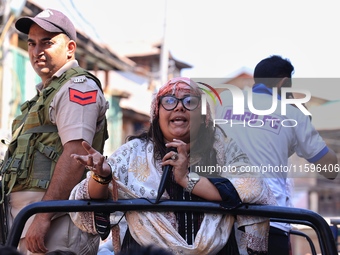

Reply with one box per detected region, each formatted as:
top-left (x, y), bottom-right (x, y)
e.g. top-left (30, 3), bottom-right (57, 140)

top-left (127, 104), bottom-right (220, 167)
top-left (253, 55), bottom-right (294, 88)
top-left (118, 245), bottom-right (174, 255)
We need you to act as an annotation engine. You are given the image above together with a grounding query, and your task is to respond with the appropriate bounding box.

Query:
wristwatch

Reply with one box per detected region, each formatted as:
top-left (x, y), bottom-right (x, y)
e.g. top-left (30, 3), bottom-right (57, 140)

top-left (185, 172), bottom-right (201, 193)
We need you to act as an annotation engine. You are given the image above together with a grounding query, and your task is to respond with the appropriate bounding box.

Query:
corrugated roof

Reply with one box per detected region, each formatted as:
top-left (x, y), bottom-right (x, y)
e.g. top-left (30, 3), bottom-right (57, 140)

top-left (309, 101), bottom-right (340, 130)
top-left (28, 0), bottom-right (135, 70)
top-left (30, 0), bottom-right (103, 43)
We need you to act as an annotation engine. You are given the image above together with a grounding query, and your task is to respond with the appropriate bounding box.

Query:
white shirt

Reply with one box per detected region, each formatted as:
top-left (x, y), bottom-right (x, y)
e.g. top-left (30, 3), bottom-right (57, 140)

top-left (215, 84), bottom-right (328, 231)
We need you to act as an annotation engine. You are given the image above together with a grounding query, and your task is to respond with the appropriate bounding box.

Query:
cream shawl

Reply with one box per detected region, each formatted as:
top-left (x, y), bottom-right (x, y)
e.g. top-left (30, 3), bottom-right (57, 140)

top-left (70, 131), bottom-right (276, 255)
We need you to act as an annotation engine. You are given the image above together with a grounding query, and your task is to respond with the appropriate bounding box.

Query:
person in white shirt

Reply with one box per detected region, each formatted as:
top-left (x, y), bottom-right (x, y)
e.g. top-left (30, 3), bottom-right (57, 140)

top-left (216, 55), bottom-right (338, 255)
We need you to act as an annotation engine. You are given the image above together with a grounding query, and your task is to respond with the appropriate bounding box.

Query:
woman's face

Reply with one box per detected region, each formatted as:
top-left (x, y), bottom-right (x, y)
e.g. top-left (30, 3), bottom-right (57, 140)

top-left (158, 83), bottom-right (202, 144)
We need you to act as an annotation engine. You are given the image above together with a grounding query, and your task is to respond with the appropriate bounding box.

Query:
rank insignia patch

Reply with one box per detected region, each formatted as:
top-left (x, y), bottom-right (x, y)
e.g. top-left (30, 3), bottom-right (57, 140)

top-left (69, 88), bottom-right (97, 105)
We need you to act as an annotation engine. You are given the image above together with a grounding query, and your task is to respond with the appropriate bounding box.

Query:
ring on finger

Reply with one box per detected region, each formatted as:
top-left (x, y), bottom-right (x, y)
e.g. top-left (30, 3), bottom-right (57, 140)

top-left (85, 166), bottom-right (95, 171)
top-left (171, 152), bottom-right (178, 161)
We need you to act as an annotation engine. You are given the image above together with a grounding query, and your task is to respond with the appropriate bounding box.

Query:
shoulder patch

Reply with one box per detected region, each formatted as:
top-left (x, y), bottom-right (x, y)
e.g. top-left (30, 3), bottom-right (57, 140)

top-left (69, 88), bottom-right (97, 105)
top-left (71, 76), bottom-right (87, 83)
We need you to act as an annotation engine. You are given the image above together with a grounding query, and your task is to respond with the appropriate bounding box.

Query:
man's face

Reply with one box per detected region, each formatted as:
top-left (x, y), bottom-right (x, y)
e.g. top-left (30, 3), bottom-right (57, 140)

top-left (27, 23), bottom-right (72, 83)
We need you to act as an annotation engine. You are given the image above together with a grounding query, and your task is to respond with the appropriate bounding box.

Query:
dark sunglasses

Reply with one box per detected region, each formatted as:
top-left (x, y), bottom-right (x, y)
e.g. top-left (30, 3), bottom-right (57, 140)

top-left (160, 95), bottom-right (201, 111)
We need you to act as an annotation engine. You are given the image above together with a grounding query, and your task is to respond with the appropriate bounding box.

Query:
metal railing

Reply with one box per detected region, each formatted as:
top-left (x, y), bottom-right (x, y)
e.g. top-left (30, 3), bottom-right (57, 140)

top-left (290, 229), bottom-right (317, 255)
top-left (5, 199), bottom-right (338, 255)
top-left (330, 218), bottom-right (340, 251)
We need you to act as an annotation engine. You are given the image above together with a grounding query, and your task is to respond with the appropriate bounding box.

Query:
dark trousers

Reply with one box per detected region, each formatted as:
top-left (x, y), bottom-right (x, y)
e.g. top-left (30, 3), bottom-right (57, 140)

top-left (268, 226), bottom-right (291, 255)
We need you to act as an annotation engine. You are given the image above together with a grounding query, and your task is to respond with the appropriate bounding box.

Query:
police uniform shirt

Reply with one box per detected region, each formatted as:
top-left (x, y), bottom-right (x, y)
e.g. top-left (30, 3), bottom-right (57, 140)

top-left (36, 60), bottom-right (109, 146)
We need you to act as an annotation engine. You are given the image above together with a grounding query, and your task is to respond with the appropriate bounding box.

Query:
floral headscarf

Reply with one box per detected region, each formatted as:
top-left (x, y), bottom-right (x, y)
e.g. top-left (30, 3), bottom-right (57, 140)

top-left (150, 77), bottom-right (212, 127)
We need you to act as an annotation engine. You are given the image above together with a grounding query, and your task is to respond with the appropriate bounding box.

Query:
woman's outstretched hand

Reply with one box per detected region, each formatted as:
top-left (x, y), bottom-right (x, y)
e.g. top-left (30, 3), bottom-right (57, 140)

top-left (71, 141), bottom-right (111, 178)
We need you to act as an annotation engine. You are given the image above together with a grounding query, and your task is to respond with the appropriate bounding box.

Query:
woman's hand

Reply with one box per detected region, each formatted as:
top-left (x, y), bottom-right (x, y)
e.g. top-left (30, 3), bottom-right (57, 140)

top-left (71, 141), bottom-right (112, 199)
top-left (162, 139), bottom-right (222, 201)
top-left (161, 139), bottom-right (189, 187)
top-left (70, 141), bottom-right (111, 178)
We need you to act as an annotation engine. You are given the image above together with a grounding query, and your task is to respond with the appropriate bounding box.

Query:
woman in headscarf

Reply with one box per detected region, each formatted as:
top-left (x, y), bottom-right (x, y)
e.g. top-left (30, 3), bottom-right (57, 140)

top-left (69, 77), bottom-right (276, 255)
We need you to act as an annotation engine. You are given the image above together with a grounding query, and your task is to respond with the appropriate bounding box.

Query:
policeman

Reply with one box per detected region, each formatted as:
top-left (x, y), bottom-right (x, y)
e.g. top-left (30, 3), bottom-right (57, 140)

top-left (1, 9), bottom-right (109, 254)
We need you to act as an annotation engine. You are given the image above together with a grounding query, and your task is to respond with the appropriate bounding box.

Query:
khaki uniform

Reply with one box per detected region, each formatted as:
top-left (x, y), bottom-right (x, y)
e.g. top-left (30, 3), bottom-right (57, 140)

top-left (7, 60), bottom-right (108, 255)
